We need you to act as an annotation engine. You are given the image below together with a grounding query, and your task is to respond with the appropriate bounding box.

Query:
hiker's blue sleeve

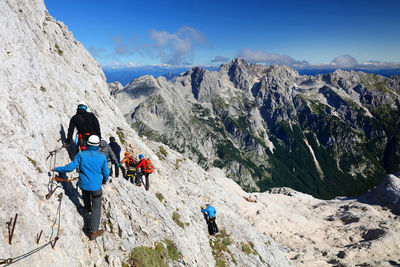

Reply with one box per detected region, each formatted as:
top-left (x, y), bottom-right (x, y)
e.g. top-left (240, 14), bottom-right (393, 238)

top-left (102, 157), bottom-right (110, 183)
top-left (54, 153), bottom-right (81, 173)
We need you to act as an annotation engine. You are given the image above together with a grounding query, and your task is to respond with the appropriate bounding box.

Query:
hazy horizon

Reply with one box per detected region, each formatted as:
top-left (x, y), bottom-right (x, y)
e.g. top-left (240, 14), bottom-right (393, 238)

top-left (103, 62), bottom-right (400, 85)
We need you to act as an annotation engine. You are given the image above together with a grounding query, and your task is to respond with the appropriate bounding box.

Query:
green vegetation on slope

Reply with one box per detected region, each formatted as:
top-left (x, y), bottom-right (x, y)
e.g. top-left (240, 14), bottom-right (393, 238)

top-left (123, 239), bottom-right (179, 267)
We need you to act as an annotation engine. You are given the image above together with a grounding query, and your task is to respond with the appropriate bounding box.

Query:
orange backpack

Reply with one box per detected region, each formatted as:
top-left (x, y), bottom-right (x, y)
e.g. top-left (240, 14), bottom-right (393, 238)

top-left (145, 159), bottom-right (154, 173)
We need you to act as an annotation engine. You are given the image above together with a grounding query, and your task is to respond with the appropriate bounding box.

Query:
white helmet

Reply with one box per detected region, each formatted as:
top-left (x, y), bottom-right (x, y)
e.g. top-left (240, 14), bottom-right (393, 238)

top-left (87, 135), bottom-right (100, 146)
top-left (77, 101), bottom-right (87, 109)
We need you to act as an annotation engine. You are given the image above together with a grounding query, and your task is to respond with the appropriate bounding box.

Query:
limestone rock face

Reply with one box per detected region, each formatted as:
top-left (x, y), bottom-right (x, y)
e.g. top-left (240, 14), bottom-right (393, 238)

top-left (215, 171), bottom-right (400, 266)
top-left (0, 1), bottom-right (291, 266)
top-left (359, 174), bottom-right (400, 214)
top-left (118, 57), bottom-right (400, 198)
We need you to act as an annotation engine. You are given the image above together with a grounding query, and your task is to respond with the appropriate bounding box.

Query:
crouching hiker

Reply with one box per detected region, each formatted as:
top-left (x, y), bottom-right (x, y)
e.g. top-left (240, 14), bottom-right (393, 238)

top-left (121, 152), bottom-right (137, 184)
top-left (201, 203), bottom-right (219, 235)
top-left (53, 135), bottom-right (109, 240)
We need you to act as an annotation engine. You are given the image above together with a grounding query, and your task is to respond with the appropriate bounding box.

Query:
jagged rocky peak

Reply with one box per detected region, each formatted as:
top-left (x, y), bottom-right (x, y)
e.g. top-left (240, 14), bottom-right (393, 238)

top-left (264, 64), bottom-right (300, 80)
top-left (220, 58), bottom-right (256, 91)
top-left (108, 81), bottom-right (123, 95)
top-left (123, 75), bottom-right (161, 95)
top-left (181, 66), bottom-right (208, 80)
top-left (114, 75), bottom-right (164, 115)
top-left (184, 66), bottom-right (208, 99)
top-left (249, 63), bottom-right (270, 78)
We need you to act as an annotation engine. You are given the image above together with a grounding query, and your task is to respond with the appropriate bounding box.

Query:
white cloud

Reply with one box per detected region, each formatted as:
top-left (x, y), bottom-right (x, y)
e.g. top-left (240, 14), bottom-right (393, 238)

top-left (238, 48), bottom-right (307, 65)
top-left (299, 56), bottom-right (400, 70)
top-left (149, 26), bottom-right (208, 65)
top-left (112, 36), bottom-right (137, 55)
top-left (332, 55), bottom-right (358, 67)
top-left (88, 47), bottom-right (107, 59)
top-left (237, 50), bottom-right (400, 70)
top-left (211, 56), bottom-right (230, 63)
top-left (127, 61), bottom-right (139, 67)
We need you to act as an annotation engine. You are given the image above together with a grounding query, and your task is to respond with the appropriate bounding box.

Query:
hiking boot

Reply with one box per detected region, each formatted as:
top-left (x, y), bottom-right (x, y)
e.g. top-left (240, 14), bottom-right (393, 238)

top-left (89, 229), bottom-right (104, 240)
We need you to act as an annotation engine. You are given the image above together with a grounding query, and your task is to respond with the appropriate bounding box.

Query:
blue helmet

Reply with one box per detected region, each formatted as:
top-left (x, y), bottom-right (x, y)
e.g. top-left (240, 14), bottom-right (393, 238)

top-left (139, 154), bottom-right (144, 159)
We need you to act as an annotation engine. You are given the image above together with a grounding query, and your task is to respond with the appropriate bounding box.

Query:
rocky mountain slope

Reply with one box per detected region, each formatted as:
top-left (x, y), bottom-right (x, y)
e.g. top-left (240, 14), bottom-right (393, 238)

top-left (0, 1), bottom-right (290, 266)
top-left (115, 59), bottom-right (400, 199)
top-left (216, 172), bottom-right (400, 266)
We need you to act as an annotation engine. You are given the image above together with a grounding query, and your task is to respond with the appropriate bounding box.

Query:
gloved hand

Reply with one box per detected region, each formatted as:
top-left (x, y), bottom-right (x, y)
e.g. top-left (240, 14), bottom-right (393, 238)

top-left (116, 163), bottom-right (119, 168)
top-left (102, 178), bottom-right (106, 185)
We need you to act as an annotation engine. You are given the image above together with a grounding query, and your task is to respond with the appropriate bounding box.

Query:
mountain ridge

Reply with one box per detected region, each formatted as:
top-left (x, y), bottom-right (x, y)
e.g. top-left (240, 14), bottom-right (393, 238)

top-left (116, 59), bottom-right (400, 199)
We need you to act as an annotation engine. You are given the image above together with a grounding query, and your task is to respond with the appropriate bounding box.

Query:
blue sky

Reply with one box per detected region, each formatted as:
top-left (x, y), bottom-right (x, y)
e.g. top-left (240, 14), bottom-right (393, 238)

top-left (45, 0), bottom-right (400, 69)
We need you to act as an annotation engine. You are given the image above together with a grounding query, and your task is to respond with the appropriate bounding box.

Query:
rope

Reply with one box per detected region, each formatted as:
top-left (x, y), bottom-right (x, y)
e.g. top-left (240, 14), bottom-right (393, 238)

top-left (0, 194), bottom-right (63, 266)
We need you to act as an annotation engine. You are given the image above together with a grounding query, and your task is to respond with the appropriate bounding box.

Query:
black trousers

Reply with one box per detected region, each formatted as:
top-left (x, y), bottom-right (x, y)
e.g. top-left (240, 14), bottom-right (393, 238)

top-left (82, 189), bottom-right (102, 232)
top-left (204, 214), bottom-right (219, 235)
top-left (143, 172), bottom-right (149, 190)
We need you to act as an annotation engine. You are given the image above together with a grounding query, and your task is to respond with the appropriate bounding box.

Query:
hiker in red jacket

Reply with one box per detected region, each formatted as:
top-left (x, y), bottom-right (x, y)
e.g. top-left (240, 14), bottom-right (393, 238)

top-left (136, 154), bottom-right (154, 191)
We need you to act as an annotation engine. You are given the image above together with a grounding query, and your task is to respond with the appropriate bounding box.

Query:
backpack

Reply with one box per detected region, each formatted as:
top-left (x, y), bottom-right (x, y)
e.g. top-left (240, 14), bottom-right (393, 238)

top-left (145, 159), bottom-right (154, 173)
top-left (127, 156), bottom-right (136, 167)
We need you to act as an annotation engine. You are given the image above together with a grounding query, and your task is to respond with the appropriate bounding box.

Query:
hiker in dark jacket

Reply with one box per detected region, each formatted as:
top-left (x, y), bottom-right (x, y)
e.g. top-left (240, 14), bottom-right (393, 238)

top-left (53, 135), bottom-right (109, 240)
top-left (109, 136), bottom-right (121, 177)
top-left (67, 102), bottom-right (101, 151)
top-left (201, 204), bottom-right (219, 235)
top-left (99, 139), bottom-right (118, 178)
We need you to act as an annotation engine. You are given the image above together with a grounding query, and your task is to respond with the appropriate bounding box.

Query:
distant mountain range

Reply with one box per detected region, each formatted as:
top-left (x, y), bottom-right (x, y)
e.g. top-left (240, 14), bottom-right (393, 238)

top-left (103, 65), bottom-right (219, 85)
top-left (112, 59), bottom-right (400, 199)
top-left (103, 65), bottom-right (400, 86)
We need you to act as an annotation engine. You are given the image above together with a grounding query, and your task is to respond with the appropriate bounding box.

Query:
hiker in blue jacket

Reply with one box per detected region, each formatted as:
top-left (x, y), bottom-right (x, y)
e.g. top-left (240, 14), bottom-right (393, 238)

top-left (53, 135), bottom-right (109, 240)
top-left (201, 203), bottom-right (219, 235)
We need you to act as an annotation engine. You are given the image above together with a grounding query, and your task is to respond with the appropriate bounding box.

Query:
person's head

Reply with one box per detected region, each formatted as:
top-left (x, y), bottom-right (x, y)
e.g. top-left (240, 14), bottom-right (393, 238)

top-left (125, 151), bottom-right (130, 157)
top-left (109, 136), bottom-right (115, 143)
top-left (87, 135), bottom-right (100, 146)
top-left (77, 101), bottom-right (87, 110)
top-left (139, 154), bottom-right (144, 160)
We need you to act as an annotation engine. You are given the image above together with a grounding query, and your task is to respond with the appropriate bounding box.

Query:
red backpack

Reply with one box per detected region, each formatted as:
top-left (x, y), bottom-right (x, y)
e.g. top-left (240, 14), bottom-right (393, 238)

top-left (145, 159), bottom-right (154, 173)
